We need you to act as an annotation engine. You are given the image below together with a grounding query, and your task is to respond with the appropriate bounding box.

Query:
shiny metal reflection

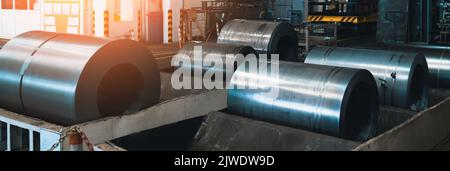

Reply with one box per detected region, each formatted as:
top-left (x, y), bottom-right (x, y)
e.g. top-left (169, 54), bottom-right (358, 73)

top-left (227, 61), bottom-right (379, 141)
top-left (385, 45), bottom-right (450, 89)
top-left (217, 19), bottom-right (298, 61)
top-left (306, 46), bottom-right (429, 111)
top-left (0, 31), bottom-right (161, 125)
top-left (0, 31), bottom-right (58, 114)
top-left (176, 43), bottom-right (256, 73)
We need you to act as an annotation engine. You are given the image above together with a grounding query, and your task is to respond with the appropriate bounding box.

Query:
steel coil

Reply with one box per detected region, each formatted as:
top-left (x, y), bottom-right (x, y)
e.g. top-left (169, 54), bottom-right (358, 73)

top-left (227, 61), bottom-right (379, 141)
top-left (217, 19), bottom-right (298, 61)
top-left (385, 45), bottom-right (450, 89)
top-left (306, 46), bottom-right (429, 111)
top-left (0, 31), bottom-right (161, 125)
top-left (175, 43), bottom-right (256, 74)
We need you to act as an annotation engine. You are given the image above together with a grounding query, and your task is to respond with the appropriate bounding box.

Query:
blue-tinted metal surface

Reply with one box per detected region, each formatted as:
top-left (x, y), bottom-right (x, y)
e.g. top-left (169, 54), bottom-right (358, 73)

top-left (386, 45), bottom-right (450, 89)
top-left (227, 61), bottom-right (379, 141)
top-left (0, 31), bottom-right (58, 114)
top-left (306, 46), bottom-right (429, 111)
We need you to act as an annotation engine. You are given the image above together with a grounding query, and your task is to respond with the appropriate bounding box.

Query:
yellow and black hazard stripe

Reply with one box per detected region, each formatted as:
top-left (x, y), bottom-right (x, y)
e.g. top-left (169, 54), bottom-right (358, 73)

top-left (104, 10), bottom-right (109, 37)
top-left (92, 11), bottom-right (95, 35)
top-left (309, 16), bottom-right (325, 22)
top-left (340, 16), bottom-right (358, 23)
top-left (138, 10), bottom-right (142, 41)
top-left (308, 14), bottom-right (377, 24)
top-left (168, 9), bottom-right (173, 43)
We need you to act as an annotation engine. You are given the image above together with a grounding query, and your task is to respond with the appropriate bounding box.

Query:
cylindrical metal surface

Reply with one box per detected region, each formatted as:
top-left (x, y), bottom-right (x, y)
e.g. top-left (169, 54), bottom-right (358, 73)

top-left (227, 61), bottom-right (380, 141)
top-left (217, 19), bottom-right (298, 61)
top-left (175, 43), bottom-right (256, 73)
top-left (306, 46), bottom-right (429, 111)
top-left (0, 31), bottom-right (161, 125)
top-left (386, 45), bottom-right (450, 89)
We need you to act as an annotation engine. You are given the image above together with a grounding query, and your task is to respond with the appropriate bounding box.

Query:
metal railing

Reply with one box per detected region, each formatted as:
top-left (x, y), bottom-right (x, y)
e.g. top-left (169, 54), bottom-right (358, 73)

top-left (0, 112), bottom-right (62, 151)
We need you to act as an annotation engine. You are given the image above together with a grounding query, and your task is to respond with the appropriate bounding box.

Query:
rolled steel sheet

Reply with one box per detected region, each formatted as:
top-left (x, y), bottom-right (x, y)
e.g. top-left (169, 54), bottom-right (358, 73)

top-left (385, 45), bottom-right (450, 89)
top-left (306, 46), bottom-right (429, 111)
top-left (217, 19), bottom-right (298, 61)
top-left (228, 61), bottom-right (380, 141)
top-left (0, 31), bottom-right (58, 114)
top-left (175, 43), bottom-right (256, 73)
top-left (0, 31), bottom-right (161, 125)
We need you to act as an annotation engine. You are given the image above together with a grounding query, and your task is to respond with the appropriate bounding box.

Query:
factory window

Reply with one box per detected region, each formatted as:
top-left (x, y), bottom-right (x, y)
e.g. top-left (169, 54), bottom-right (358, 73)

top-left (1, 0), bottom-right (14, 9)
top-left (1, 0), bottom-right (38, 10)
top-left (15, 0), bottom-right (28, 10)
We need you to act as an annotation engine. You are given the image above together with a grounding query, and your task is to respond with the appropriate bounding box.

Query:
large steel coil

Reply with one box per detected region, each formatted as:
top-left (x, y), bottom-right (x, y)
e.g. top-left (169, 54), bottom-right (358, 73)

top-left (227, 61), bottom-right (380, 141)
top-left (217, 19), bottom-right (298, 61)
top-left (175, 43), bottom-right (256, 74)
top-left (385, 45), bottom-right (450, 89)
top-left (306, 46), bottom-right (429, 111)
top-left (0, 31), bottom-right (161, 125)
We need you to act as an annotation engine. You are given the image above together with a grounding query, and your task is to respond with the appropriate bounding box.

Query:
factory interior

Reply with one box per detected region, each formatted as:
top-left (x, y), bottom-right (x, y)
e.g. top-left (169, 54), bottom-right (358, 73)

top-left (1, 0), bottom-right (450, 152)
